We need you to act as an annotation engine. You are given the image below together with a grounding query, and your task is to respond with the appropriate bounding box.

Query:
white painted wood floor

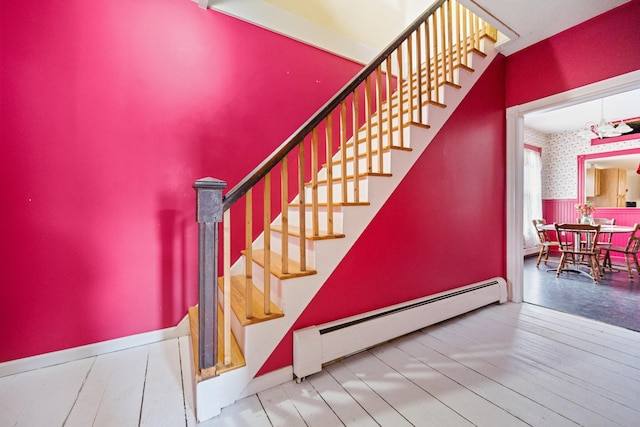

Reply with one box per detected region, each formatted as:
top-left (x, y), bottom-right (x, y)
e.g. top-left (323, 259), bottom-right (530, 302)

top-left (2, 302), bottom-right (640, 426)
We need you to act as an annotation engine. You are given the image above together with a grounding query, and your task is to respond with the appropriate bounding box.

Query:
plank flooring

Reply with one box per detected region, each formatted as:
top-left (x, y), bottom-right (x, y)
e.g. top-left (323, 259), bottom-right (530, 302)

top-left (1, 302), bottom-right (639, 426)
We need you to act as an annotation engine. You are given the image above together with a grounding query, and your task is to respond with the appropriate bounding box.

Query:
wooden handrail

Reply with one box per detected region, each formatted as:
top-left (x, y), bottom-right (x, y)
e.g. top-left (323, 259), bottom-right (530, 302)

top-left (222, 0), bottom-right (448, 212)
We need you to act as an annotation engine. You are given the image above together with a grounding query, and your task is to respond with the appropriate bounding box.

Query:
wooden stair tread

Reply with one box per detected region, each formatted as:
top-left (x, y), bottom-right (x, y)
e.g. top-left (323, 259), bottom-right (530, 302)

top-left (217, 276), bottom-right (284, 326)
top-left (289, 201), bottom-right (370, 207)
top-left (324, 146), bottom-right (412, 168)
top-left (342, 137), bottom-right (416, 152)
top-left (382, 95), bottom-right (447, 110)
top-left (306, 172), bottom-right (392, 186)
top-left (338, 142), bottom-right (413, 154)
top-left (306, 172), bottom-right (393, 187)
top-left (249, 249), bottom-right (317, 279)
top-left (271, 224), bottom-right (345, 240)
top-left (188, 305), bottom-right (246, 382)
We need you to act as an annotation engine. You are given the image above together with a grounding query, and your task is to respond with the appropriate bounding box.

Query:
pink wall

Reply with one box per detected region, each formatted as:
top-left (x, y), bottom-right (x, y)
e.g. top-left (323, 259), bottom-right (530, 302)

top-left (543, 199), bottom-right (640, 249)
top-left (505, 0), bottom-right (640, 107)
top-left (542, 199), bottom-right (579, 225)
top-left (258, 56), bottom-right (507, 375)
top-left (0, 0), bottom-right (362, 362)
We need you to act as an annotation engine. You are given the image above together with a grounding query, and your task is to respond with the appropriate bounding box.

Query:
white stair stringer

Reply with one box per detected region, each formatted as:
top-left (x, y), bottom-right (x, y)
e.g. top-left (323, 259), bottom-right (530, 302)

top-left (192, 43), bottom-right (498, 423)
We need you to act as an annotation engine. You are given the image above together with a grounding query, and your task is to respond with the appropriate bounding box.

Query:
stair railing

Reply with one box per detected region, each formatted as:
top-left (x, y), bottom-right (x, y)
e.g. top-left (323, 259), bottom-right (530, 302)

top-left (194, 0), bottom-right (496, 374)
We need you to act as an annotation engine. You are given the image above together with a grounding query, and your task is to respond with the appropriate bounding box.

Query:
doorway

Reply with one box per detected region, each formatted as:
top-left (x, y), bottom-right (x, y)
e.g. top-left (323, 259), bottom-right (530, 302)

top-left (506, 70), bottom-right (640, 310)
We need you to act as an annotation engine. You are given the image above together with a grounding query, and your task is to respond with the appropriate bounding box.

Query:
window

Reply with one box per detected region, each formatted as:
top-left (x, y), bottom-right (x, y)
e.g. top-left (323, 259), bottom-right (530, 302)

top-left (523, 145), bottom-right (542, 249)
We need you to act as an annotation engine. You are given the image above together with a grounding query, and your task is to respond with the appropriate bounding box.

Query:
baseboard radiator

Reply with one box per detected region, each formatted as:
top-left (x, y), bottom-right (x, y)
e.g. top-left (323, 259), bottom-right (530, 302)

top-left (293, 277), bottom-right (507, 379)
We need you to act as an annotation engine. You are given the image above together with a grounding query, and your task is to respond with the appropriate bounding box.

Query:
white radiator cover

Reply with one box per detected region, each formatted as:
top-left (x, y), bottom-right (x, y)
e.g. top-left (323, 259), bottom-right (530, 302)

top-left (293, 277), bottom-right (507, 378)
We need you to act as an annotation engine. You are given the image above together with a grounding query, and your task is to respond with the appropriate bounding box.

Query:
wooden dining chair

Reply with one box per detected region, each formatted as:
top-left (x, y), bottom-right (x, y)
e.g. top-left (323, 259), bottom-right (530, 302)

top-left (554, 223), bottom-right (602, 283)
top-left (600, 223), bottom-right (640, 280)
top-left (592, 217), bottom-right (615, 269)
top-left (532, 219), bottom-right (559, 267)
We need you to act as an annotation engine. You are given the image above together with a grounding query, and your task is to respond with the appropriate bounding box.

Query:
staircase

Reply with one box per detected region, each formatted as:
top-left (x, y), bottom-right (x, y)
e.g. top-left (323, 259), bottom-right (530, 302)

top-left (189, 0), bottom-right (498, 421)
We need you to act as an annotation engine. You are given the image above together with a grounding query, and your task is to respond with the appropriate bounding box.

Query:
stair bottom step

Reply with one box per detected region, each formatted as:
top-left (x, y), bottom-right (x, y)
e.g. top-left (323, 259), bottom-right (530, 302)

top-left (188, 306), bottom-right (245, 381)
top-left (220, 275), bottom-right (284, 326)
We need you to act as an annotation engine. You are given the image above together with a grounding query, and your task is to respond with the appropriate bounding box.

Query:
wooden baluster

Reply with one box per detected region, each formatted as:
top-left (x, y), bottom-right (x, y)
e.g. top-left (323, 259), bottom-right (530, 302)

top-left (439, 5), bottom-right (447, 86)
top-left (281, 157), bottom-right (289, 275)
top-left (480, 20), bottom-right (492, 43)
top-left (245, 189), bottom-right (253, 319)
top-left (472, 14), bottom-right (479, 50)
top-left (298, 142), bottom-right (306, 271)
top-left (453, 1), bottom-right (460, 68)
top-left (415, 24), bottom-right (423, 123)
top-left (375, 66), bottom-right (384, 173)
top-left (340, 101), bottom-right (348, 203)
top-left (407, 33), bottom-right (414, 124)
top-left (263, 172), bottom-right (271, 315)
top-left (456, 2), bottom-right (467, 65)
top-left (487, 22), bottom-right (497, 41)
top-left (385, 58), bottom-right (394, 148)
top-left (432, 13), bottom-right (440, 103)
top-left (446, 1), bottom-right (455, 83)
top-left (364, 76), bottom-right (372, 174)
top-left (396, 43), bottom-right (404, 148)
top-left (223, 209), bottom-right (231, 366)
top-left (352, 88), bottom-right (360, 202)
top-left (311, 128), bottom-right (319, 237)
top-left (425, 17), bottom-right (432, 104)
top-left (461, 5), bottom-right (468, 67)
top-left (446, 0), bottom-right (454, 83)
top-left (325, 114), bottom-right (334, 234)
top-left (469, 12), bottom-right (475, 50)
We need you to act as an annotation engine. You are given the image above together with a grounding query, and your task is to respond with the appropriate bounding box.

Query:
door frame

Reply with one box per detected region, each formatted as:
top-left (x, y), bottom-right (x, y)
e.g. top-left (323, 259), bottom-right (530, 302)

top-left (506, 70), bottom-right (640, 302)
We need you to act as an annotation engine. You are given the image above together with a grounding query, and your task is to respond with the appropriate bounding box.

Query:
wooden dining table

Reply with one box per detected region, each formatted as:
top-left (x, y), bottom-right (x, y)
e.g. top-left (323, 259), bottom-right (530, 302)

top-left (538, 223), bottom-right (635, 234)
top-left (537, 223), bottom-right (636, 280)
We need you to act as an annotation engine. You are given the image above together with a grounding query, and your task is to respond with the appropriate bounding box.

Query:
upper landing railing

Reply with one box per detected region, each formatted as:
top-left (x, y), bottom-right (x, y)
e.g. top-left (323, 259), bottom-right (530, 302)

top-left (194, 0), bottom-right (497, 374)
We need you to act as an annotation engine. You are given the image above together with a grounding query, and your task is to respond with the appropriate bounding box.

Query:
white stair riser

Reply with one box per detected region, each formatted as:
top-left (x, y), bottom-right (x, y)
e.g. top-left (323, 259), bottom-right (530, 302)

top-left (217, 285), bottom-right (246, 354)
top-left (343, 141), bottom-right (397, 162)
top-left (285, 207), bottom-right (345, 231)
top-left (247, 262), bottom-right (285, 309)
top-left (271, 209), bottom-right (344, 234)
top-left (304, 178), bottom-right (369, 204)
top-left (326, 151), bottom-right (393, 179)
top-left (265, 233), bottom-right (316, 267)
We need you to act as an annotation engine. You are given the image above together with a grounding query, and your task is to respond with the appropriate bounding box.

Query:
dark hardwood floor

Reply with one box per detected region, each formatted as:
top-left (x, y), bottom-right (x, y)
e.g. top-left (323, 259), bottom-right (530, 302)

top-left (524, 254), bottom-right (640, 332)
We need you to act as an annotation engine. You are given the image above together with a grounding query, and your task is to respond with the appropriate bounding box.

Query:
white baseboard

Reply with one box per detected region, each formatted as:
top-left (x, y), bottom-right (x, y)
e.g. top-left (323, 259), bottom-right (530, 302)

top-left (238, 366), bottom-right (294, 399)
top-left (0, 314), bottom-right (190, 378)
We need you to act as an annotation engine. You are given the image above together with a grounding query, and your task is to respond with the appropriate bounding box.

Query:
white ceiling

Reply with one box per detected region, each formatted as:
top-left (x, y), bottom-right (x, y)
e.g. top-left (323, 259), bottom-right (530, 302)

top-left (466, 0), bottom-right (631, 56)
top-left (586, 153), bottom-right (640, 172)
top-left (212, 0), bottom-right (632, 59)
top-left (525, 89), bottom-right (640, 134)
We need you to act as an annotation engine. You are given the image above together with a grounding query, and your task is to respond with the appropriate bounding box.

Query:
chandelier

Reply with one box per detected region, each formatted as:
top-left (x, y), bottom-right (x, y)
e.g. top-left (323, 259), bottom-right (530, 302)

top-left (579, 98), bottom-right (633, 139)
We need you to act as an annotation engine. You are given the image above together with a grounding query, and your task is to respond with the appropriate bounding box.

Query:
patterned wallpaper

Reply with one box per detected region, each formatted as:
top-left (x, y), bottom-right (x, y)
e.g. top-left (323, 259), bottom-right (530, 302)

top-left (524, 127), bottom-right (547, 150)
top-left (525, 128), bottom-right (640, 200)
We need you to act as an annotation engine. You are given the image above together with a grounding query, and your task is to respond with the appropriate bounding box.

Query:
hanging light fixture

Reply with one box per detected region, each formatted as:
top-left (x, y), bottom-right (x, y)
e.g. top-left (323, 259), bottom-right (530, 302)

top-left (614, 118), bottom-right (633, 134)
top-left (580, 98), bottom-right (632, 139)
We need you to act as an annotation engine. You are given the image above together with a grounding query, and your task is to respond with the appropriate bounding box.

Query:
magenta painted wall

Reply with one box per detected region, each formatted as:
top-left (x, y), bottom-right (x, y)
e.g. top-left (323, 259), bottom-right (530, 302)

top-left (505, 0), bottom-right (640, 107)
top-left (0, 0), bottom-right (362, 362)
top-left (543, 199), bottom-right (640, 249)
top-left (258, 56), bottom-right (507, 375)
